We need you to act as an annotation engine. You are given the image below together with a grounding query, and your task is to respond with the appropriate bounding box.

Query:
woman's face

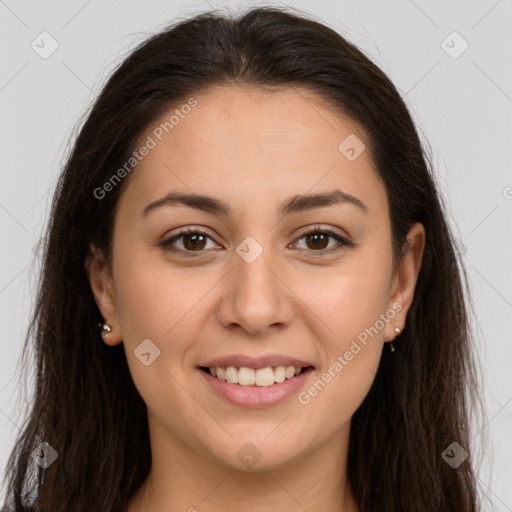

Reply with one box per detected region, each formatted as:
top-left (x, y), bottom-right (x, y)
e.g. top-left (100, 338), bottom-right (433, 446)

top-left (87, 85), bottom-right (424, 471)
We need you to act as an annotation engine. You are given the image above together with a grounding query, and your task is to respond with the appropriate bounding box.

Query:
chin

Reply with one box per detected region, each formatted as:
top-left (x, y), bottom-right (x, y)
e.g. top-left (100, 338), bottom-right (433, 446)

top-left (205, 432), bottom-right (307, 472)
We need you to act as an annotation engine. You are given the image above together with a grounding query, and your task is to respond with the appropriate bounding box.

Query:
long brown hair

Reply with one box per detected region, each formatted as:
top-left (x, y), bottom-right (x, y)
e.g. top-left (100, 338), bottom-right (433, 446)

top-left (1, 6), bottom-right (486, 511)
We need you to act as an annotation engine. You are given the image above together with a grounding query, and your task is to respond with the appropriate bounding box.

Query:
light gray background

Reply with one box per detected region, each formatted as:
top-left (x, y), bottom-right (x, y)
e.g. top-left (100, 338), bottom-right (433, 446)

top-left (1, 0), bottom-right (511, 509)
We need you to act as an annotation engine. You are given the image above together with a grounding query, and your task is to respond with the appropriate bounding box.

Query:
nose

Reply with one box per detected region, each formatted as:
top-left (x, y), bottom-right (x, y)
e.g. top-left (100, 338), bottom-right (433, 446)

top-left (216, 244), bottom-right (294, 336)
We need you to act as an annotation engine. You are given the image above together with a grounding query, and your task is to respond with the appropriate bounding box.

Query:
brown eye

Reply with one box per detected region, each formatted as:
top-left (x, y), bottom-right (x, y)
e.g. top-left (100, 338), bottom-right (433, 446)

top-left (181, 233), bottom-right (208, 250)
top-left (161, 228), bottom-right (220, 257)
top-left (294, 228), bottom-right (352, 255)
top-left (304, 232), bottom-right (330, 250)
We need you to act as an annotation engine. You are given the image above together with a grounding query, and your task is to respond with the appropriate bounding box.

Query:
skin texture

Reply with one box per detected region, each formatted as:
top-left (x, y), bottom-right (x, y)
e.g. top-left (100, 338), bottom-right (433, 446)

top-left (85, 85), bottom-right (425, 511)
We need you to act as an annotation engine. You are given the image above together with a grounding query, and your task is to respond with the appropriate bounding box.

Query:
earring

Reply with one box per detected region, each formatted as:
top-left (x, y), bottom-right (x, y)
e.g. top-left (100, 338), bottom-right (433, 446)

top-left (390, 326), bottom-right (401, 352)
top-left (97, 322), bottom-right (112, 340)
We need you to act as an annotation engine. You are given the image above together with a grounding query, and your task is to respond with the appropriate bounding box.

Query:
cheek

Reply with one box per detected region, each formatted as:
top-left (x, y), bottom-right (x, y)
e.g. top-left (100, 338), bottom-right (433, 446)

top-left (300, 251), bottom-right (392, 345)
top-left (112, 248), bottom-right (185, 344)
top-left (114, 270), bottom-right (171, 338)
top-left (112, 249), bottom-right (218, 362)
top-left (293, 249), bottom-right (391, 408)
top-left (295, 265), bottom-right (390, 427)
top-left (112, 254), bottom-right (200, 412)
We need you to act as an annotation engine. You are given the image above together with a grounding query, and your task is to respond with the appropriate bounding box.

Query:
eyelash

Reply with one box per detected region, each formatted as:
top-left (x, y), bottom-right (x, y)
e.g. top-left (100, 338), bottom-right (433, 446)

top-left (160, 225), bottom-right (353, 258)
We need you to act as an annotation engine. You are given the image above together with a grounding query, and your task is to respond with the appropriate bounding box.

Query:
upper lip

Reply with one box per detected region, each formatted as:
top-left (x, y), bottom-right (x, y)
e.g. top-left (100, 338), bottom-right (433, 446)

top-left (200, 354), bottom-right (314, 369)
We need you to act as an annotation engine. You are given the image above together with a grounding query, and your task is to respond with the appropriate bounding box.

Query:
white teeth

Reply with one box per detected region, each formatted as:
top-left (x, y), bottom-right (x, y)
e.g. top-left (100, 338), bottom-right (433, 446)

top-left (255, 367), bottom-right (274, 387)
top-left (225, 366), bottom-right (239, 384)
top-left (285, 366), bottom-right (296, 379)
top-left (238, 367), bottom-right (255, 385)
top-left (207, 365), bottom-right (307, 386)
top-left (274, 366), bottom-right (286, 383)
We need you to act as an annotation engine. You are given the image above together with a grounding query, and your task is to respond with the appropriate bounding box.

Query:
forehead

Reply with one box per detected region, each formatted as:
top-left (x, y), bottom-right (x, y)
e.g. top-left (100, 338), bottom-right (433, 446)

top-left (119, 85), bottom-right (388, 220)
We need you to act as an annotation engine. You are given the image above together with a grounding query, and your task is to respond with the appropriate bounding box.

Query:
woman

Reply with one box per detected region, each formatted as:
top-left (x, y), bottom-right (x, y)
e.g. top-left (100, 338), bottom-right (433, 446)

top-left (1, 5), bottom-right (484, 511)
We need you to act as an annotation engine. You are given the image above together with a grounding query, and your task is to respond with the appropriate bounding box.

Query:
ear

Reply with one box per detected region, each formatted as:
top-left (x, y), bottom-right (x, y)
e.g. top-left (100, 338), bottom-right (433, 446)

top-left (384, 222), bottom-right (426, 343)
top-left (83, 244), bottom-right (122, 346)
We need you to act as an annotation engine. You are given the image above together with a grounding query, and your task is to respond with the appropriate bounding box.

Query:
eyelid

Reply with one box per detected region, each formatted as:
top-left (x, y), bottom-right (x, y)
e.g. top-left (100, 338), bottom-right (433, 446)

top-left (294, 224), bottom-right (350, 242)
top-left (160, 224), bottom-right (352, 257)
top-left (160, 226), bottom-right (221, 257)
top-left (291, 225), bottom-right (352, 254)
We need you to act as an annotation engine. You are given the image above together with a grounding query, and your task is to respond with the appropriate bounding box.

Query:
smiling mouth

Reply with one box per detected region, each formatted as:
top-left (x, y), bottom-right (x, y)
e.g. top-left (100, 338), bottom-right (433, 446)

top-left (198, 365), bottom-right (314, 387)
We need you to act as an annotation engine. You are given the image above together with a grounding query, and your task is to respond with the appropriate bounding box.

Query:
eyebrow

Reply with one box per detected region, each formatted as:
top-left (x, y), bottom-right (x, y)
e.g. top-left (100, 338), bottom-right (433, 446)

top-left (141, 188), bottom-right (368, 218)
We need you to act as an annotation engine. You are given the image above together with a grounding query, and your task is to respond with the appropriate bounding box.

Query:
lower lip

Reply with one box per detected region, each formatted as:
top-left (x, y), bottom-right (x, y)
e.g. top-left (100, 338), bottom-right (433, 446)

top-left (198, 367), bottom-right (314, 408)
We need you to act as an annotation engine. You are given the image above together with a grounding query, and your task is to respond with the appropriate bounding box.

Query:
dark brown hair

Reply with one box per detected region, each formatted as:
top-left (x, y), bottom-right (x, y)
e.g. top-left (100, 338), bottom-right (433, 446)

top-left (1, 5), bottom-right (486, 511)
